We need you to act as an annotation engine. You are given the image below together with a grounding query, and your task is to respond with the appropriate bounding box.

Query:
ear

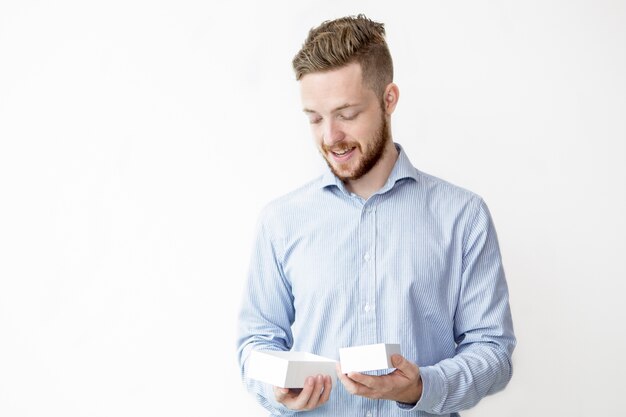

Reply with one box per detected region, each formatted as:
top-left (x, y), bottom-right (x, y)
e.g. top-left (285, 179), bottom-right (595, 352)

top-left (383, 83), bottom-right (400, 115)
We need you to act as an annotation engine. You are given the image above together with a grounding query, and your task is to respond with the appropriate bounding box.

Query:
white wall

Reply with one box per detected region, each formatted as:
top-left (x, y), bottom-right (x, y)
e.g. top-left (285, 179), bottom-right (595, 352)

top-left (1, 1), bottom-right (624, 416)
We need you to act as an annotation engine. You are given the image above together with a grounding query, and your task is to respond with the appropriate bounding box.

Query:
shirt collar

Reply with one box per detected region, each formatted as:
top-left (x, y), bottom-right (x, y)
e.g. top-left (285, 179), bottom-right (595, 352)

top-left (319, 143), bottom-right (419, 192)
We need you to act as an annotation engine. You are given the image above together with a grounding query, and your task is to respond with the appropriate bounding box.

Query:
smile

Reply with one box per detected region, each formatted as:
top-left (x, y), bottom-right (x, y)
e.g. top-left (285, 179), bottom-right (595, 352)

top-left (330, 147), bottom-right (356, 162)
top-left (333, 148), bottom-right (352, 156)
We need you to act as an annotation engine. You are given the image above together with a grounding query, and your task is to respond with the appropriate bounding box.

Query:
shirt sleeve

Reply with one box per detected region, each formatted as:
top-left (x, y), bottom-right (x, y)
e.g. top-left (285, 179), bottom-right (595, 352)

top-left (236, 212), bottom-right (297, 416)
top-left (403, 198), bottom-right (516, 414)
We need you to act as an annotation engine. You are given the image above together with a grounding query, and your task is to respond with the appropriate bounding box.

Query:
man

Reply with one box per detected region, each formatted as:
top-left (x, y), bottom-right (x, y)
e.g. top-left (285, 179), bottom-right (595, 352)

top-left (237, 14), bottom-right (515, 416)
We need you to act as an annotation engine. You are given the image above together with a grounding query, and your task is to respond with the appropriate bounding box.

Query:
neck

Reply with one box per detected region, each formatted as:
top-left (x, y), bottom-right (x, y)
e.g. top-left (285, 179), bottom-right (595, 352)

top-left (345, 140), bottom-right (398, 200)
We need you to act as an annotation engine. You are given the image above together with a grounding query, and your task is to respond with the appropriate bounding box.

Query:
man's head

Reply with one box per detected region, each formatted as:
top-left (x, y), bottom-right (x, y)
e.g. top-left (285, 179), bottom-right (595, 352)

top-left (294, 15), bottom-right (399, 184)
top-left (292, 14), bottom-right (393, 100)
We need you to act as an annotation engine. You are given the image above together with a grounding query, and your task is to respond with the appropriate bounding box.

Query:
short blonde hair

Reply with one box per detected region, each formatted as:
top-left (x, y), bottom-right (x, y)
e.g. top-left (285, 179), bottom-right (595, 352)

top-left (292, 14), bottom-right (394, 97)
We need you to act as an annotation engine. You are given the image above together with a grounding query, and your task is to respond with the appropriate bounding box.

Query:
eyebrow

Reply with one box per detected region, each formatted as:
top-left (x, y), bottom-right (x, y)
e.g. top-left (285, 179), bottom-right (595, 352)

top-left (303, 103), bottom-right (358, 114)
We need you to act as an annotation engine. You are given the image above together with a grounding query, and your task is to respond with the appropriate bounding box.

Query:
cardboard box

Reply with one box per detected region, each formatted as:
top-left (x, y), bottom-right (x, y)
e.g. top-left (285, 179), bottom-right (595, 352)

top-left (339, 343), bottom-right (401, 373)
top-left (247, 350), bottom-right (337, 388)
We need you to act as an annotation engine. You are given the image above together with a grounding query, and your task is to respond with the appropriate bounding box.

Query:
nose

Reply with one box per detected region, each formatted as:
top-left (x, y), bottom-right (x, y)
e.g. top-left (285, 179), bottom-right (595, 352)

top-left (322, 120), bottom-right (345, 147)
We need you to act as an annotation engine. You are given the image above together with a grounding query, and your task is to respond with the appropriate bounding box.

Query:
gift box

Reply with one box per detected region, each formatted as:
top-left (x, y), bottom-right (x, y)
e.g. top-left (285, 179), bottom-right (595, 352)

top-left (247, 350), bottom-right (337, 388)
top-left (339, 343), bottom-right (401, 373)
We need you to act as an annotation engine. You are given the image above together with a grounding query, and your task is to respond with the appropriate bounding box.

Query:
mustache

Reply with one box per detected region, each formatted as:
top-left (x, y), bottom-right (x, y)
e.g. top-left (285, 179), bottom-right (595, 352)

top-left (321, 142), bottom-right (360, 153)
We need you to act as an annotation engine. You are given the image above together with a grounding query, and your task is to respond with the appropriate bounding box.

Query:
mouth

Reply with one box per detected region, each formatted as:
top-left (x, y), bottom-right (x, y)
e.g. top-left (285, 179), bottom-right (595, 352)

top-left (329, 146), bottom-right (357, 162)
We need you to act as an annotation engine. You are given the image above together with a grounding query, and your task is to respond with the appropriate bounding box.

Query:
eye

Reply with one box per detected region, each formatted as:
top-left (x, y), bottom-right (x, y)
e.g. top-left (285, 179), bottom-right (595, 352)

top-left (338, 112), bottom-right (358, 121)
top-left (308, 115), bottom-right (322, 125)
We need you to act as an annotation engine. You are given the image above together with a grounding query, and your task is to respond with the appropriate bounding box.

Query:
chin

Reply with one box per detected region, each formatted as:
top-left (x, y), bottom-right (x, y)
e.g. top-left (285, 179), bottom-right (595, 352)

top-left (335, 168), bottom-right (361, 182)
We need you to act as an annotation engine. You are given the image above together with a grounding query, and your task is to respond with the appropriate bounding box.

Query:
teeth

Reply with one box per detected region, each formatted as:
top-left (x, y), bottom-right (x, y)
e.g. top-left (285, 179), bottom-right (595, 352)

top-left (333, 148), bottom-right (352, 156)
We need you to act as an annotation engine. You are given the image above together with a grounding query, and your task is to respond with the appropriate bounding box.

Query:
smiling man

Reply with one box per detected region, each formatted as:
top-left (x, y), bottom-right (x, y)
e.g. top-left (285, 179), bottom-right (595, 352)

top-left (237, 15), bottom-right (515, 417)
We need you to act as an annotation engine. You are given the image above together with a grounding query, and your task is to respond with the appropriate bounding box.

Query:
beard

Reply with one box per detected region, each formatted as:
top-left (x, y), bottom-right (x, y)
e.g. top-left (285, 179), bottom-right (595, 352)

top-left (321, 114), bottom-right (389, 182)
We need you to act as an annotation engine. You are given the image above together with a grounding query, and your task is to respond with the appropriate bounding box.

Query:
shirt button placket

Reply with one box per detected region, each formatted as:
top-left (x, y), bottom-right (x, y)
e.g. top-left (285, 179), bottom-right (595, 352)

top-left (360, 204), bottom-right (377, 344)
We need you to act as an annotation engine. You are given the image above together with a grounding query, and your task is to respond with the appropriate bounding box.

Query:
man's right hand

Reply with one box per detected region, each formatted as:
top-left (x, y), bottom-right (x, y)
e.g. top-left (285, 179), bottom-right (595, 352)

top-left (274, 374), bottom-right (332, 411)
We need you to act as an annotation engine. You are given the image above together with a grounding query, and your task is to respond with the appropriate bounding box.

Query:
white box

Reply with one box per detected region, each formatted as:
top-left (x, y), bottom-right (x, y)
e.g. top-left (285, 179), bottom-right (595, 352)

top-left (247, 350), bottom-right (337, 388)
top-left (339, 343), bottom-right (401, 373)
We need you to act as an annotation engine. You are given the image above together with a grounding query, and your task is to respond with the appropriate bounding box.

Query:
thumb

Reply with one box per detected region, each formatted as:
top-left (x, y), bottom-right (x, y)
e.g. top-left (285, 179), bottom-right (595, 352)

top-left (391, 354), bottom-right (406, 368)
top-left (391, 354), bottom-right (419, 380)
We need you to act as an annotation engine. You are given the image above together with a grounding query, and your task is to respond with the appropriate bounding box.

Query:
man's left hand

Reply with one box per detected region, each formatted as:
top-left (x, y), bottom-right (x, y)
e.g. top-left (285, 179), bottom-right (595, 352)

top-left (336, 354), bottom-right (423, 404)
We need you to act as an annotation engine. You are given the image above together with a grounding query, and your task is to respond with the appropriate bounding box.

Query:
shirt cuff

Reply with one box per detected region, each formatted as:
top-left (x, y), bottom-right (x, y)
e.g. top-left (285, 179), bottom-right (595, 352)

top-left (396, 365), bottom-right (446, 413)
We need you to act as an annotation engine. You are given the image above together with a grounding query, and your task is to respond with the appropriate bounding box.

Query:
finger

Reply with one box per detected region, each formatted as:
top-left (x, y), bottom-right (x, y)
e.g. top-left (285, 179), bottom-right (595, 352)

top-left (345, 371), bottom-right (400, 400)
top-left (338, 370), bottom-right (372, 397)
top-left (290, 376), bottom-right (316, 410)
top-left (335, 361), bottom-right (343, 375)
top-left (336, 365), bottom-right (352, 385)
top-left (346, 371), bottom-right (379, 389)
top-left (336, 368), bottom-right (356, 391)
top-left (319, 375), bottom-right (332, 404)
top-left (303, 375), bottom-right (325, 410)
top-left (273, 386), bottom-right (290, 402)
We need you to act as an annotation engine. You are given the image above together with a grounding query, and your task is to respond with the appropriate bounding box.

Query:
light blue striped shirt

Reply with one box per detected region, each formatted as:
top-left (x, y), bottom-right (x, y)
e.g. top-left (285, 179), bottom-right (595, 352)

top-left (237, 144), bottom-right (515, 416)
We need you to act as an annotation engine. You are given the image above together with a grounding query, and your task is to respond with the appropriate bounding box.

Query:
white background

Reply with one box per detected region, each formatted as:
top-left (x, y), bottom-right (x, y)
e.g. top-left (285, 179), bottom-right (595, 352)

top-left (1, 1), bottom-right (624, 416)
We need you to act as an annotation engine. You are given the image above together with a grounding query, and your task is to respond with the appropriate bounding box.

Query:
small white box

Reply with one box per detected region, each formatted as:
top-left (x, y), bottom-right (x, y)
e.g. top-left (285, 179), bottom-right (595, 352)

top-left (247, 350), bottom-right (337, 388)
top-left (339, 343), bottom-right (401, 373)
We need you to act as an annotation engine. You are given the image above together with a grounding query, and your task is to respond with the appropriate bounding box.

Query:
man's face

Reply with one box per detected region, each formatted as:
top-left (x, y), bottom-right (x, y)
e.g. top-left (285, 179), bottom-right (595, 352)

top-left (299, 62), bottom-right (389, 182)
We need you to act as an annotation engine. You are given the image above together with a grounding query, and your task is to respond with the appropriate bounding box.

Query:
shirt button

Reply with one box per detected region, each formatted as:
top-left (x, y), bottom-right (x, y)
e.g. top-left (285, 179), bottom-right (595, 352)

top-left (366, 411), bottom-right (373, 417)
top-left (364, 252), bottom-right (370, 261)
top-left (364, 303), bottom-right (375, 312)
